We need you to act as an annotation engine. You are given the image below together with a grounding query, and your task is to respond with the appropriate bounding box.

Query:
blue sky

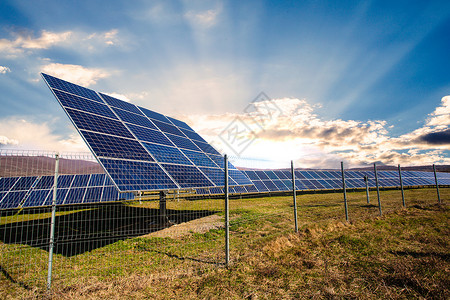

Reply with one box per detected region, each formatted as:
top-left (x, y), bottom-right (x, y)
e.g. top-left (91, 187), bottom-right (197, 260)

top-left (0, 0), bottom-right (449, 168)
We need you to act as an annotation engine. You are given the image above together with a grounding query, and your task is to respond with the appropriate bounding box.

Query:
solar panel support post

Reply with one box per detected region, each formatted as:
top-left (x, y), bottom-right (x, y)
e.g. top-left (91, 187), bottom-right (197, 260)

top-left (224, 154), bottom-right (230, 266)
top-left (374, 163), bottom-right (382, 216)
top-left (398, 164), bottom-right (405, 208)
top-left (291, 160), bottom-right (298, 233)
top-left (47, 153), bottom-right (59, 291)
top-left (433, 164), bottom-right (441, 204)
top-left (159, 191), bottom-right (167, 222)
top-left (341, 162), bottom-right (349, 222)
top-left (364, 175), bottom-right (370, 204)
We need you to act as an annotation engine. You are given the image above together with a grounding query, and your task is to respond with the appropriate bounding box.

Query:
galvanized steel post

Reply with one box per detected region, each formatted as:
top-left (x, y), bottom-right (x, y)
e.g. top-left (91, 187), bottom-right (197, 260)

top-left (398, 164), bottom-right (405, 208)
top-left (224, 155), bottom-right (230, 266)
top-left (341, 162), bottom-right (349, 222)
top-left (433, 164), bottom-right (441, 204)
top-left (374, 163), bottom-right (382, 216)
top-left (47, 153), bottom-right (59, 291)
top-left (291, 160), bottom-right (298, 233)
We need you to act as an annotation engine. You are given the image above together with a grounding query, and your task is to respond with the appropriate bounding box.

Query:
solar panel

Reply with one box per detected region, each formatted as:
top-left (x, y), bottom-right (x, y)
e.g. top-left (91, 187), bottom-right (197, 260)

top-left (42, 73), bottom-right (252, 192)
top-left (0, 173), bottom-right (132, 209)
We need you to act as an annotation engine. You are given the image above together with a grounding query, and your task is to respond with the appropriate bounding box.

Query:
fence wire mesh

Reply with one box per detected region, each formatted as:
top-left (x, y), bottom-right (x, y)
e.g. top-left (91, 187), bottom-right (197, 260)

top-left (0, 149), bottom-right (448, 297)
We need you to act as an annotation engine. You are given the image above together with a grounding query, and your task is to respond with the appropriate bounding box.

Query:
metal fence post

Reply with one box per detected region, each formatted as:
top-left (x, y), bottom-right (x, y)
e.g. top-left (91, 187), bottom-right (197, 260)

top-left (374, 163), bottom-right (382, 216)
top-left (364, 175), bottom-right (370, 204)
top-left (341, 162), bottom-right (349, 222)
top-left (224, 155), bottom-right (230, 266)
top-left (433, 164), bottom-right (441, 204)
top-left (398, 164), bottom-right (405, 208)
top-left (47, 153), bottom-right (59, 291)
top-left (291, 160), bottom-right (298, 233)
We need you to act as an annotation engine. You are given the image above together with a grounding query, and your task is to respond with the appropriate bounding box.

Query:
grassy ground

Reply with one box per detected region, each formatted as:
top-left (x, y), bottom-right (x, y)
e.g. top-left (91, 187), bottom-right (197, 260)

top-left (0, 187), bottom-right (448, 299)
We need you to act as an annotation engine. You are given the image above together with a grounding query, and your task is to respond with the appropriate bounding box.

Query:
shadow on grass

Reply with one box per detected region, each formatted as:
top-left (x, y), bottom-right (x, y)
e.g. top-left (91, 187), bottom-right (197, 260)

top-left (0, 203), bottom-right (217, 257)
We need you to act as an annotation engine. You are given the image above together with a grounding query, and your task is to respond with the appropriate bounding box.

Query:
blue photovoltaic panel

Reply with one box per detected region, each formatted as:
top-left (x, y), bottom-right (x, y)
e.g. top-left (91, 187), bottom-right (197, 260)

top-left (88, 174), bottom-right (106, 187)
top-left (127, 125), bottom-right (174, 146)
top-left (81, 130), bottom-right (154, 161)
top-left (165, 134), bottom-right (201, 151)
top-left (161, 164), bottom-right (213, 188)
top-left (52, 90), bottom-right (118, 119)
top-left (58, 175), bottom-right (74, 188)
top-left (42, 73), bottom-right (265, 192)
top-left (181, 149), bottom-right (218, 168)
top-left (112, 107), bottom-right (157, 129)
top-left (71, 174), bottom-right (91, 188)
top-left (100, 93), bottom-right (143, 115)
top-left (167, 116), bottom-right (194, 131)
top-left (0, 191), bottom-right (28, 209)
top-left (66, 108), bottom-right (134, 139)
top-left (142, 142), bottom-right (192, 165)
top-left (34, 176), bottom-right (54, 189)
top-left (22, 189), bottom-right (51, 207)
top-left (0, 177), bottom-right (19, 191)
top-left (151, 119), bottom-right (185, 137)
top-left (43, 73), bottom-right (103, 103)
top-left (139, 107), bottom-right (171, 123)
top-left (100, 159), bottom-right (178, 191)
top-left (11, 176), bottom-right (37, 191)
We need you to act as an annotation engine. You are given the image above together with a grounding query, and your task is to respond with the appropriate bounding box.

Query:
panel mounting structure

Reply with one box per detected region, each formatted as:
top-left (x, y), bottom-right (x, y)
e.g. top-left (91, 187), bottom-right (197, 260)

top-left (42, 73), bottom-right (252, 192)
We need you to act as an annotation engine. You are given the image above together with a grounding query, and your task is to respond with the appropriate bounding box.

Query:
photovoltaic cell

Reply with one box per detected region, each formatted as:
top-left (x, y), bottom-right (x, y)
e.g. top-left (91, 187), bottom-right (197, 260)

top-left (161, 164), bottom-right (213, 188)
top-left (100, 93), bottom-right (143, 115)
top-left (100, 159), bottom-right (178, 191)
top-left (151, 119), bottom-right (185, 137)
top-left (43, 73), bottom-right (103, 103)
top-left (165, 134), bottom-right (201, 151)
top-left (66, 108), bottom-right (134, 138)
top-left (53, 90), bottom-right (118, 119)
top-left (139, 107), bottom-right (171, 123)
top-left (81, 130), bottom-right (154, 161)
top-left (112, 107), bottom-right (157, 129)
top-left (127, 125), bottom-right (174, 146)
top-left (142, 143), bottom-right (192, 165)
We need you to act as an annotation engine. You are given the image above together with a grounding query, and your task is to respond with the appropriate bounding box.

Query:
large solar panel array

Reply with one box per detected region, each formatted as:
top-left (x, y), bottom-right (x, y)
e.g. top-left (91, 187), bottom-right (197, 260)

top-left (0, 174), bottom-right (134, 209)
top-left (42, 73), bottom-right (252, 192)
top-left (197, 169), bottom-right (450, 195)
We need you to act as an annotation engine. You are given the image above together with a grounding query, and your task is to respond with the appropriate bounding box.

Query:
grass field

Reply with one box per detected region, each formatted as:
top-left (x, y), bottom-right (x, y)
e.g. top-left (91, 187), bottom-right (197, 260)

top-left (0, 187), bottom-right (449, 299)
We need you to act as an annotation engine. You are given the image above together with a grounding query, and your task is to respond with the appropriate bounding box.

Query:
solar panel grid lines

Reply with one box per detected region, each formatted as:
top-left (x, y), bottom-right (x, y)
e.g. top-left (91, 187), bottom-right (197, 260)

top-left (0, 173), bottom-right (129, 208)
top-left (43, 73), bottom-right (256, 192)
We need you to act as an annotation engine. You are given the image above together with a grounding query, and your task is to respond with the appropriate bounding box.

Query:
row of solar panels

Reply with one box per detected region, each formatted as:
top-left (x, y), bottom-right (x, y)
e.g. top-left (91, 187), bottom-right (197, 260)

top-left (0, 174), bottom-right (134, 209)
top-left (42, 73), bottom-right (252, 192)
top-left (196, 169), bottom-right (450, 195)
top-left (1, 169), bottom-right (448, 209)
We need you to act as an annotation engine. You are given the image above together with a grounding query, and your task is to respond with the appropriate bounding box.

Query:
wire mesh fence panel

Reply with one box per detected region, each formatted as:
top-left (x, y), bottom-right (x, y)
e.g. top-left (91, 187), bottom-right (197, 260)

top-left (0, 149), bottom-right (59, 294)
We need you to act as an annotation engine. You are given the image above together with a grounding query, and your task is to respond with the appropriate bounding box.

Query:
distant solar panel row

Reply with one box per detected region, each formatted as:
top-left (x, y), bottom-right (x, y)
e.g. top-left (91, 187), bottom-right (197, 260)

top-left (196, 169), bottom-right (450, 195)
top-left (42, 74), bottom-right (252, 192)
top-left (0, 174), bottom-right (133, 209)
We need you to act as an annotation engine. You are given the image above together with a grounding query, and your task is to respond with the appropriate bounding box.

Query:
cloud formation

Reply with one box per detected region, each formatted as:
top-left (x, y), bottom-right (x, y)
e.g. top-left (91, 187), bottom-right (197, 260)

top-left (41, 63), bottom-right (110, 87)
top-left (0, 66), bottom-right (11, 74)
top-left (0, 117), bottom-right (88, 152)
top-left (185, 96), bottom-right (450, 168)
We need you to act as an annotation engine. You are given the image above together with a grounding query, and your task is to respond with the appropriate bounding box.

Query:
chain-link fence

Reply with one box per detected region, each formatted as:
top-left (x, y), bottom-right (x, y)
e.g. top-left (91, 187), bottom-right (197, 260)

top-left (1, 149), bottom-right (448, 297)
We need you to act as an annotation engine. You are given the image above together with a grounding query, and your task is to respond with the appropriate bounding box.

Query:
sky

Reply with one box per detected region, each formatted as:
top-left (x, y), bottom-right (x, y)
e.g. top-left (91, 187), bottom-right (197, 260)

top-left (0, 0), bottom-right (449, 169)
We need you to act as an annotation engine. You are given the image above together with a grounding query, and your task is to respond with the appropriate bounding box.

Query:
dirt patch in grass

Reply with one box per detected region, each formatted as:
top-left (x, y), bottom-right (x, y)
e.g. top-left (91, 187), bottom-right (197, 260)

top-left (143, 214), bottom-right (223, 239)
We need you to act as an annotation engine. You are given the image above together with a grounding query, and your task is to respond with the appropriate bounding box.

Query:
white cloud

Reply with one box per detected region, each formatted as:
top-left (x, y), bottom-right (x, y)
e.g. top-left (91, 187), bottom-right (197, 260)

top-left (186, 96), bottom-right (450, 168)
top-left (184, 8), bottom-right (220, 27)
top-left (0, 117), bottom-right (88, 152)
top-left (41, 63), bottom-right (110, 87)
top-left (0, 30), bottom-right (71, 56)
top-left (0, 66), bottom-right (10, 74)
top-left (0, 135), bottom-right (18, 146)
top-left (103, 92), bottom-right (131, 102)
top-left (0, 29), bottom-right (122, 58)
